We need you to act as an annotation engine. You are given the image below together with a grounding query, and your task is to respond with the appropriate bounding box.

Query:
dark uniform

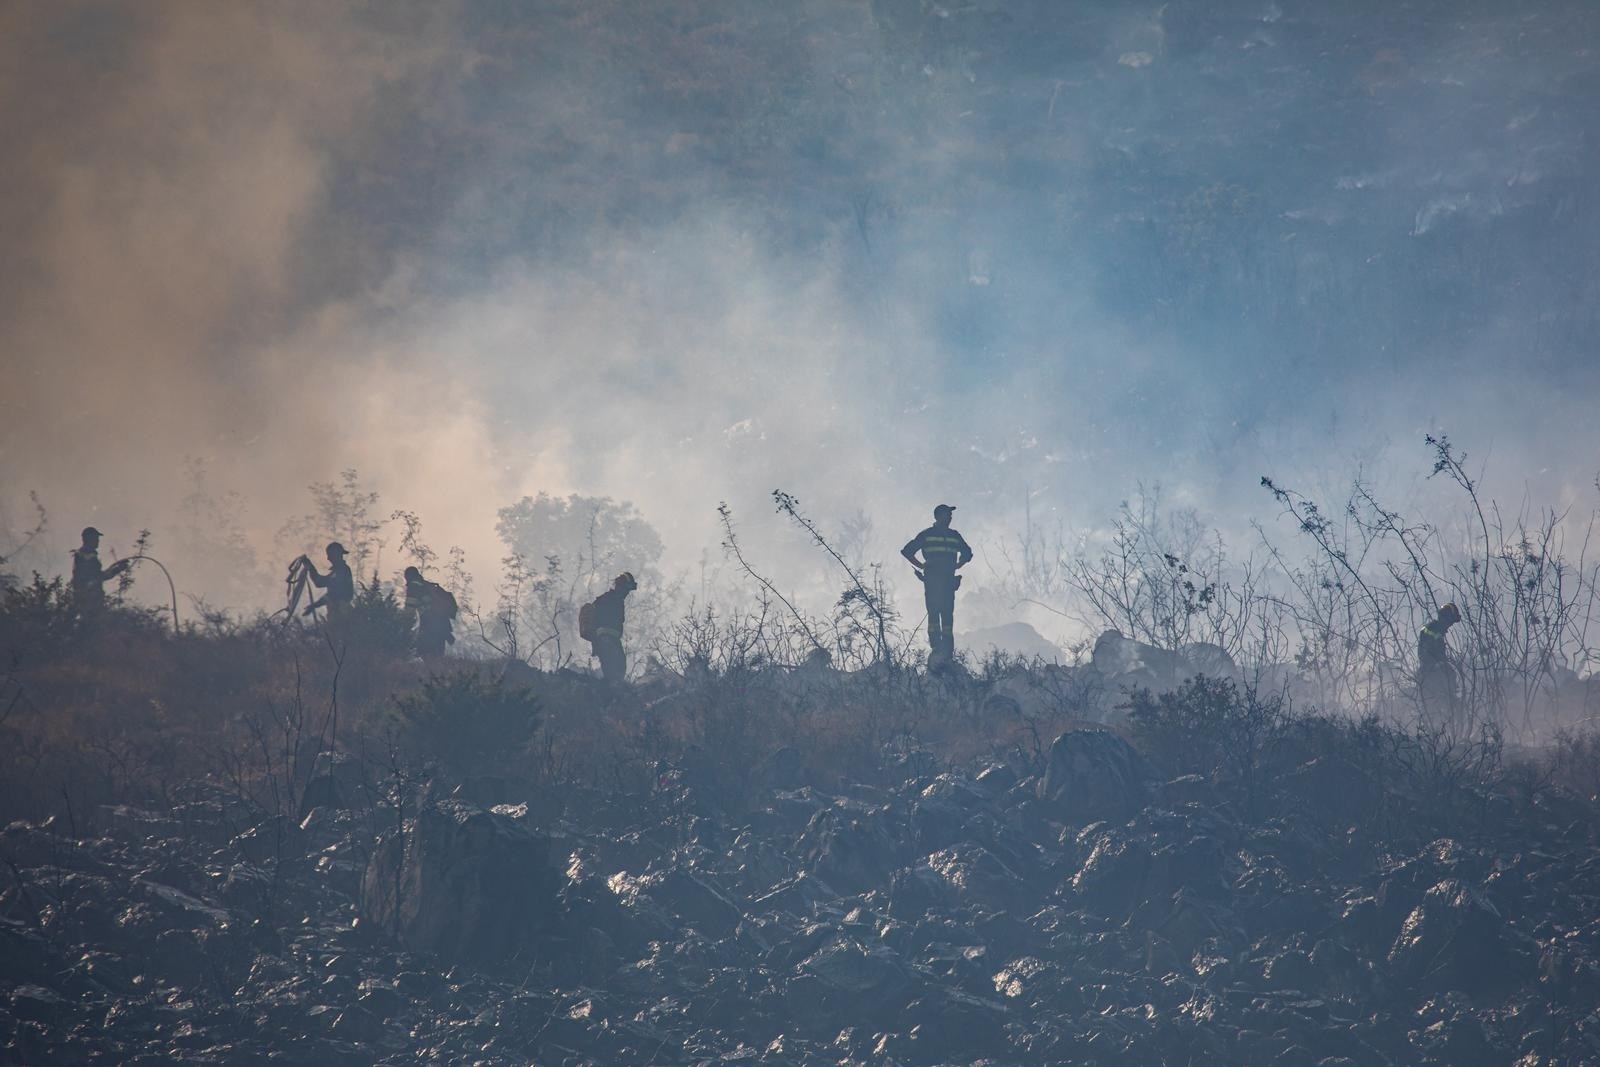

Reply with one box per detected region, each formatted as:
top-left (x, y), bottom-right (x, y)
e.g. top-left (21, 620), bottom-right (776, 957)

top-left (305, 543), bottom-right (355, 620)
top-left (589, 584), bottom-right (629, 682)
top-left (592, 588), bottom-right (627, 681)
top-left (903, 509), bottom-right (973, 664)
top-left (1416, 603), bottom-right (1460, 714)
top-left (405, 569), bottom-right (455, 658)
top-left (71, 527), bottom-right (128, 618)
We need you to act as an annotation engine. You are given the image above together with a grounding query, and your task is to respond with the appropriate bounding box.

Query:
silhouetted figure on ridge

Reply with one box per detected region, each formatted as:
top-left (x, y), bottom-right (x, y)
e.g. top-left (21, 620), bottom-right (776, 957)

top-left (302, 542), bottom-right (354, 620)
top-left (1417, 602), bottom-right (1461, 715)
top-left (582, 572), bottom-right (636, 683)
top-left (71, 526), bottom-right (130, 618)
top-left (404, 565), bottom-right (457, 658)
top-left (902, 504), bottom-right (973, 667)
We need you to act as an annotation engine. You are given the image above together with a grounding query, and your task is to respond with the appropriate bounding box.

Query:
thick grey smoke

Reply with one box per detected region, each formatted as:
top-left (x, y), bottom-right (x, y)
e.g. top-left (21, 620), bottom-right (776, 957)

top-left (3, 1), bottom-right (1597, 632)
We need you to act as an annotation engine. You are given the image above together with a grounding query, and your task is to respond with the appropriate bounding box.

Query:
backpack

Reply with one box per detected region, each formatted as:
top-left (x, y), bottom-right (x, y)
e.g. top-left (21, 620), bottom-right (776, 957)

top-left (578, 599), bottom-right (597, 641)
top-left (433, 582), bottom-right (458, 620)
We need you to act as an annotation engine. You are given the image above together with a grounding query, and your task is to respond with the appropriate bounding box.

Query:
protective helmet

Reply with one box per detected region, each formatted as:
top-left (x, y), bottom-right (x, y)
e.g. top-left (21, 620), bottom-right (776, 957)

top-left (617, 571), bottom-right (637, 590)
top-left (933, 503), bottom-right (956, 519)
top-left (1439, 602), bottom-right (1461, 624)
top-left (404, 566), bottom-right (422, 581)
top-left (326, 542), bottom-right (347, 558)
top-left (82, 526), bottom-right (103, 541)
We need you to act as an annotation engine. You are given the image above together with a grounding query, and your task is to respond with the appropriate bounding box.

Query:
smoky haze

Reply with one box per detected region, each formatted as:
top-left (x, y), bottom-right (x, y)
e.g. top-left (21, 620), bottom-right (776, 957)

top-left (3, 1), bottom-right (1598, 631)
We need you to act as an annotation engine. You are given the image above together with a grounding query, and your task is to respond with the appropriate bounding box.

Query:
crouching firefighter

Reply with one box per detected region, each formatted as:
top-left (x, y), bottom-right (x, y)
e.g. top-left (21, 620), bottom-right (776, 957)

top-left (580, 572), bottom-right (636, 682)
top-left (902, 504), bottom-right (973, 666)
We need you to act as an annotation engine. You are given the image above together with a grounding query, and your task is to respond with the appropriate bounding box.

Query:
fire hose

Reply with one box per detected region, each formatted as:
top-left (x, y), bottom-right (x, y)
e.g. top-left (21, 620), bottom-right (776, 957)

top-left (125, 554), bottom-right (180, 628)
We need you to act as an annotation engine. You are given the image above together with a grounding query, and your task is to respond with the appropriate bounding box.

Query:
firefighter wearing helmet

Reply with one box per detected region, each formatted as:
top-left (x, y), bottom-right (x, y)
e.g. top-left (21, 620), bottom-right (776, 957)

top-left (585, 571), bottom-right (637, 682)
top-left (1417, 602), bottom-right (1461, 714)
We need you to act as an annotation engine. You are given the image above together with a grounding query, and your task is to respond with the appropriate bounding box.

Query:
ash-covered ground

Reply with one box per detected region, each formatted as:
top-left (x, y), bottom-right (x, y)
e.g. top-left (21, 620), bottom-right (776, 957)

top-left (4, 665), bottom-right (1598, 1066)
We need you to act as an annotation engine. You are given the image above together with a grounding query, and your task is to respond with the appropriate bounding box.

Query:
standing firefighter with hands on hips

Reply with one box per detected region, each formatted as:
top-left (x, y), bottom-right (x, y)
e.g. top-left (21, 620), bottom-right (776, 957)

top-left (902, 504), bottom-right (973, 666)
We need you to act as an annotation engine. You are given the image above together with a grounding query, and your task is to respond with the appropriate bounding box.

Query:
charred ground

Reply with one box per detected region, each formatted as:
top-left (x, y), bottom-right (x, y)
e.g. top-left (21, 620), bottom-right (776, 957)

top-left (1, 588), bottom-right (1598, 1064)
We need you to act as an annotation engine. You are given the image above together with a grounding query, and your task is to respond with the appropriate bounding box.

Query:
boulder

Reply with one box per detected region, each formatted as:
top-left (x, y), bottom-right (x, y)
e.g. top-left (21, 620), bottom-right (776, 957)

top-left (1038, 728), bottom-right (1149, 823)
top-left (359, 799), bottom-right (561, 969)
top-left (924, 844), bottom-right (1031, 911)
top-left (786, 937), bottom-right (917, 1025)
top-left (912, 774), bottom-right (991, 849)
top-left (1387, 878), bottom-right (1537, 996)
top-left (1091, 630), bottom-right (1238, 695)
top-left (297, 752), bottom-right (368, 816)
top-left (799, 807), bottom-right (903, 896)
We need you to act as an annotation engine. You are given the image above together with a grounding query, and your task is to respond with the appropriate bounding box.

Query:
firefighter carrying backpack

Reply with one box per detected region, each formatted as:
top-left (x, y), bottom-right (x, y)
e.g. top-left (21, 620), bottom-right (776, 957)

top-left (433, 582), bottom-right (458, 620)
top-left (578, 598), bottom-right (597, 641)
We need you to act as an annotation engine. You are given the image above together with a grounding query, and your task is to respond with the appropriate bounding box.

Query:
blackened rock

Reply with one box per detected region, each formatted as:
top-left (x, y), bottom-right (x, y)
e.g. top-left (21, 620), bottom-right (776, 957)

top-left (329, 1003), bottom-right (387, 1047)
top-left (1310, 938), bottom-right (1368, 995)
top-left (1282, 755), bottom-right (1375, 829)
top-left (1409, 993), bottom-right (1502, 1063)
top-left (644, 868), bottom-right (744, 936)
top-left (789, 938), bottom-right (915, 1025)
top-left (8, 984), bottom-right (72, 1026)
top-left (0, 819), bottom-right (75, 868)
top-left (799, 807), bottom-right (901, 896)
top-left (230, 816), bottom-right (302, 866)
top-left (1148, 889), bottom-right (1234, 958)
top-left (298, 752), bottom-right (369, 816)
top-left (147, 928), bottom-right (215, 990)
top-left (1263, 949), bottom-right (1318, 993)
top-left (975, 763), bottom-right (1019, 797)
top-left (924, 844), bottom-right (1030, 912)
top-left (1038, 729), bottom-right (1149, 824)
top-left (1540, 935), bottom-right (1600, 1008)
top-left (1069, 825), bottom-right (1151, 915)
top-left (1388, 878), bottom-right (1536, 997)
top-left (607, 866), bottom-right (743, 940)
top-left (888, 864), bottom-right (958, 918)
top-left (1337, 895), bottom-right (1386, 956)
top-left (359, 799), bottom-right (560, 970)
top-left (217, 864), bottom-right (274, 914)
top-left (1161, 774), bottom-right (1216, 807)
top-left (0, 922), bottom-right (52, 985)
top-left (912, 775), bottom-right (990, 851)
top-left (899, 988), bottom-right (1009, 1058)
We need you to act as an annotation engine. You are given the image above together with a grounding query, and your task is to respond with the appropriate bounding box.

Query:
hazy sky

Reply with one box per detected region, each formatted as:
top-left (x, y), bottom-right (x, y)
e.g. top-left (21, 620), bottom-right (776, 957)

top-left (3, 0), bottom-right (1597, 624)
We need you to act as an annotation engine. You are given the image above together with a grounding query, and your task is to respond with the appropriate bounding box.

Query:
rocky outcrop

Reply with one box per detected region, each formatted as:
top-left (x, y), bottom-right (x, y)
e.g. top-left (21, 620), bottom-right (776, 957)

top-left (1091, 629), bottom-right (1239, 693)
top-left (3, 735), bottom-right (1599, 1064)
top-left (1038, 727), bottom-right (1150, 823)
top-left (360, 799), bottom-right (562, 969)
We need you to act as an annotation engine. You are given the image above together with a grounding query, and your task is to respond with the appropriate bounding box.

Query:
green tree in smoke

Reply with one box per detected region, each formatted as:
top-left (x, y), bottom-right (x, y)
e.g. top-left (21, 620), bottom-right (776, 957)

top-left (277, 469), bottom-right (387, 583)
top-left (493, 493), bottom-right (671, 671)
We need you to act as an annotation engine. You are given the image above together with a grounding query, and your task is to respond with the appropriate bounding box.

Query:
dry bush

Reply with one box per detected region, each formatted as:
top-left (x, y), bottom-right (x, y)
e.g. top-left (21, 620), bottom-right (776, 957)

top-left (1542, 727), bottom-right (1600, 803)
